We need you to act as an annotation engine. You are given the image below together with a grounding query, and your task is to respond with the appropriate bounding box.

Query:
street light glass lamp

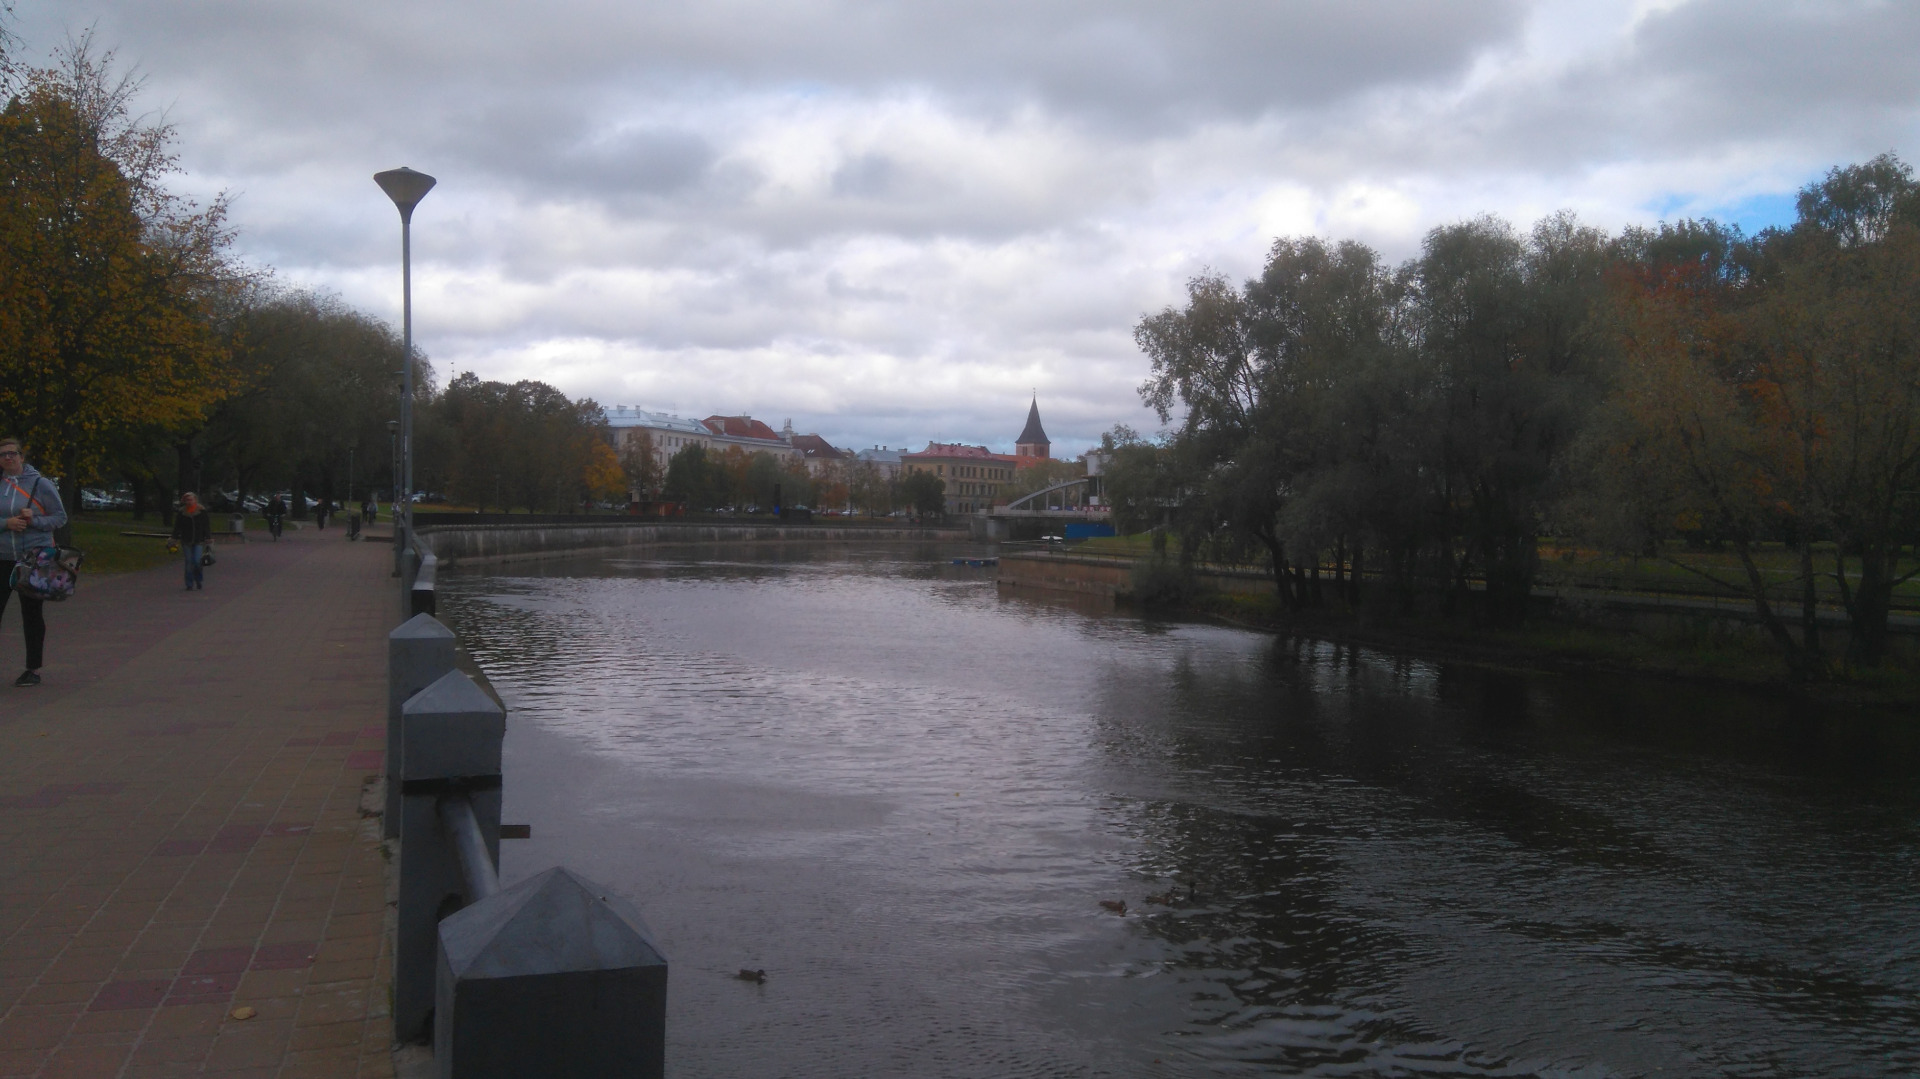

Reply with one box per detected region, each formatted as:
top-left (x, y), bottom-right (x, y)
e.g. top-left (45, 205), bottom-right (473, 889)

top-left (374, 167), bottom-right (437, 222)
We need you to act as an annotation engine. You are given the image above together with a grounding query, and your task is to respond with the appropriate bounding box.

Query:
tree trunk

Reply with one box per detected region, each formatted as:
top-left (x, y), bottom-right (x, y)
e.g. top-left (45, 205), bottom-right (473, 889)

top-left (1799, 540), bottom-right (1823, 675)
top-left (1261, 533), bottom-right (1291, 608)
top-left (1845, 540), bottom-right (1896, 666)
top-left (1733, 537), bottom-right (1806, 676)
top-left (128, 474), bottom-right (148, 520)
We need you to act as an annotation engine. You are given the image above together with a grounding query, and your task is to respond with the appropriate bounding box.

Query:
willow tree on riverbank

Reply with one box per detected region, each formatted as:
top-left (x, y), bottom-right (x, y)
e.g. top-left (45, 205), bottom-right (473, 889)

top-left (1136, 216), bottom-right (1610, 626)
top-left (1589, 157), bottom-right (1920, 670)
top-left (1130, 157), bottom-right (1920, 672)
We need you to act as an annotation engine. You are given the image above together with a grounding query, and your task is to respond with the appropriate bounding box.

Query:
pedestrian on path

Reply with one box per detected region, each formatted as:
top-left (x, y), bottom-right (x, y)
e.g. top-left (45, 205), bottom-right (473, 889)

top-left (0, 437), bottom-right (66, 687)
top-left (315, 498), bottom-right (331, 530)
top-left (266, 493), bottom-right (287, 540)
top-left (362, 497), bottom-right (376, 524)
top-left (170, 492), bottom-right (212, 590)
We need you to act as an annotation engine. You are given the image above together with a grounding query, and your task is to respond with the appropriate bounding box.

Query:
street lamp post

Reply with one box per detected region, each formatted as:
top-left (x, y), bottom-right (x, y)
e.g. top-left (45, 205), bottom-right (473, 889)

top-left (373, 166), bottom-right (436, 574)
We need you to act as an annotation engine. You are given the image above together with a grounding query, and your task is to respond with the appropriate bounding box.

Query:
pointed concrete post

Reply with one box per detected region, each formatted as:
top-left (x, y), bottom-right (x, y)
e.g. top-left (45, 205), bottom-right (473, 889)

top-left (435, 867), bottom-right (667, 1079)
top-left (388, 614), bottom-right (458, 839)
top-left (396, 670), bottom-right (504, 1045)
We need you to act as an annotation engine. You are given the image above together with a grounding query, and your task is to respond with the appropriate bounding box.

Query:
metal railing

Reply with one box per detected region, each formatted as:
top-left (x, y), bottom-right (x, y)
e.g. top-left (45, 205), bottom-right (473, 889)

top-left (388, 595), bottom-right (666, 1076)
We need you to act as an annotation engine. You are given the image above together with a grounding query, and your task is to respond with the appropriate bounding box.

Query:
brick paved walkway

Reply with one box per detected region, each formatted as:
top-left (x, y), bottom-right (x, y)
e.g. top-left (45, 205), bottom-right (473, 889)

top-left (0, 526), bottom-right (399, 1078)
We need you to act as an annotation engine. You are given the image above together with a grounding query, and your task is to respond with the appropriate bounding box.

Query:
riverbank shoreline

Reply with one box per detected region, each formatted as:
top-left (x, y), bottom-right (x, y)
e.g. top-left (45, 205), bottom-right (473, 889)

top-left (1178, 591), bottom-right (1920, 710)
top-left (993, 548), bottom-right (1918, 707)
top-left (417, 520), bottom-right (970, 567)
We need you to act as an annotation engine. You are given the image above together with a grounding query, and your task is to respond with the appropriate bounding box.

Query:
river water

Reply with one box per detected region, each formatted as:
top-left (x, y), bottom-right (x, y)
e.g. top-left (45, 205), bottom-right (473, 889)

top-left (439, 541), bottom-right (1920, 1078)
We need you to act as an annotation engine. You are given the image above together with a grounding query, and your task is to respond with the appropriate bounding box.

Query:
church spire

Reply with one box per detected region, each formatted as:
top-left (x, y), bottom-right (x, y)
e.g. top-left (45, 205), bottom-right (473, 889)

top-left (1015, 396), bottom-right (1050, 459)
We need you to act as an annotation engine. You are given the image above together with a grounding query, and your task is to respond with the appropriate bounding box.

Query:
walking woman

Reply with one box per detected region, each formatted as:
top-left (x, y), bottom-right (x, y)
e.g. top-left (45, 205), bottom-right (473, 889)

top-left (171, 492), bottom-right (212, 591)
top-left (0, 437), bottom-right (68, 687)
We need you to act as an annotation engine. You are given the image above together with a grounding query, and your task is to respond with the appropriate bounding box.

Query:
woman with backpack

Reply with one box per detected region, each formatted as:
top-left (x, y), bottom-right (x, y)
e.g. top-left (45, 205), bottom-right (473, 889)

top-left (0, 437), bottom-right (68, 688)
top-left (170, 492), bottom-right (212, 591)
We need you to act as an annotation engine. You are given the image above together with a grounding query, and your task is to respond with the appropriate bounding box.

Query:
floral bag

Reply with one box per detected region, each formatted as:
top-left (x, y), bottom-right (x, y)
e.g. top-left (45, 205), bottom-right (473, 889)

top-left (11, 546), bottom-right (83, 601)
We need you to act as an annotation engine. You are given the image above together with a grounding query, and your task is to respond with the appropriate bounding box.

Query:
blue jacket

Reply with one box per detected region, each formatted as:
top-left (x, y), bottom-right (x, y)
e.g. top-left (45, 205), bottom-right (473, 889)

top-left (2, 466), bottom-right (69, 561)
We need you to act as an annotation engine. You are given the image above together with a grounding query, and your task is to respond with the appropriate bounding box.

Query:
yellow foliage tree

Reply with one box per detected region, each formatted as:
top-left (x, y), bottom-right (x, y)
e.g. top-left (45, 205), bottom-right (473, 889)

top-left (582, 437), bottom-right (626, 504)
top-left (0, 45), bottom-right (236, 501)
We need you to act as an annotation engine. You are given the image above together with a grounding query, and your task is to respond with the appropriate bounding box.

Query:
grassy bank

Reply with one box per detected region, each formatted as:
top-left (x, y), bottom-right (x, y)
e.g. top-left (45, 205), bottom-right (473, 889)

top-left (66, 512), bottom-right (176, 575)
top-left (1173, 587), bottom-right (1920, 707)
top-left (62, 510), bottom-right (285, 576)
top-left (1078, 534), bottom-right (1920, 610)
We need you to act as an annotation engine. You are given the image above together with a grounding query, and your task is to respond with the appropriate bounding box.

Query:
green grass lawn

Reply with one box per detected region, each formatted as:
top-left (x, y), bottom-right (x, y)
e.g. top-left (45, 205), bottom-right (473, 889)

top-left (63, 510), bottom-right (283, 576)
top-left (65, 512), bottom-right (177, 575)
top-left (1073, 534), bottom-right (1920, 609)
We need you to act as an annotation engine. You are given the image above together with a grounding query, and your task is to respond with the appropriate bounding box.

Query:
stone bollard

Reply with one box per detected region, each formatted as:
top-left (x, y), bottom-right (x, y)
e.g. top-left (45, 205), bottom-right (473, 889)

top-left (396, 670), bottom-right (504, 1044)
top-left (434, 867), bottom-right (668, 1079)
top-left (387, 615), bottom-right (458, 839)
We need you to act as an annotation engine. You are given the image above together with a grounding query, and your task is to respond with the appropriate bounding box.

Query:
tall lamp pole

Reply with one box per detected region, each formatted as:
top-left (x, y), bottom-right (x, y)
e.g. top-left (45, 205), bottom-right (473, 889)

top-left (373, 166), bottom-right (436, 574)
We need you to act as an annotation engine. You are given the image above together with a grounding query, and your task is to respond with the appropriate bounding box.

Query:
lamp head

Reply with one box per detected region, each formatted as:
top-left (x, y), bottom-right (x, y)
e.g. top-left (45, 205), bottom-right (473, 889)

top-left (387, 419), bottom-right (400, 435)
top-left (374, 167), bottom-right (437, 223)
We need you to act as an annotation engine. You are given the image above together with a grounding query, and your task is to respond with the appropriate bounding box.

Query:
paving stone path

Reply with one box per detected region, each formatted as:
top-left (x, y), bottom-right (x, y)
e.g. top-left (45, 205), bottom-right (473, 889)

top-left (0, 526), bottom-right (400, 1078)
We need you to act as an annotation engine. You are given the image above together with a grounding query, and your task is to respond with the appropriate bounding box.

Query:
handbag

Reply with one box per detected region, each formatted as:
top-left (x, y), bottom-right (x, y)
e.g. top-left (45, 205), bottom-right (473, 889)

top-left (11, 546), bottom-right (83, 601)
top-left (201, 549), bottom-right (216, 567)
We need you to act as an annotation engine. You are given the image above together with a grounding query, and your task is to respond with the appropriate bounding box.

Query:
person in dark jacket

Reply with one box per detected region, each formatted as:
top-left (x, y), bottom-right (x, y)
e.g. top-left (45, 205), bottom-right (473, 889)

top-left (0, 437), bottom-right (67, 687)
top-left (170, 492), bottom-right (212, 590)
top-left (265, 494), bottom-right (287, 540)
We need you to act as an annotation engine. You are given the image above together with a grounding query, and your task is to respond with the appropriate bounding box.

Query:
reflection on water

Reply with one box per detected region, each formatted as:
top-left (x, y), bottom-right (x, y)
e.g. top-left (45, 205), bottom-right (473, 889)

top-left (440, 542), bottom-right (1920, 1078)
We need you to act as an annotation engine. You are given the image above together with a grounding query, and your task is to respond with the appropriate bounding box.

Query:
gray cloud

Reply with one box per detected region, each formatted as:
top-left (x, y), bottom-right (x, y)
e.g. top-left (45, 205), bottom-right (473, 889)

top-left (10, 0), bottom-right (1920, 454)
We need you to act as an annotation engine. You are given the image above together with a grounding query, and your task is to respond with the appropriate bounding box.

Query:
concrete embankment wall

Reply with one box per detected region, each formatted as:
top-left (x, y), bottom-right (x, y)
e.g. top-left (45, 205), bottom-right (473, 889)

top-left (420, 522), bottom-right (969, 567)
top-left (997, 550), bottom-right (1274, 600)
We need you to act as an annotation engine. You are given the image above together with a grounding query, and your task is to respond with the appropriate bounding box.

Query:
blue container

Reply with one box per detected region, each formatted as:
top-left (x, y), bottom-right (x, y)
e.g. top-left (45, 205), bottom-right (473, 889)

top-left (1064, 523), bottom-right (1116, 540)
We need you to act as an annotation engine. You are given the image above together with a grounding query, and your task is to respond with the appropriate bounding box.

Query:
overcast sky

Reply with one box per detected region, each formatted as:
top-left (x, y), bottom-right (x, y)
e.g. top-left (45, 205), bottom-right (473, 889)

top-left (11, 1), bottom-right (1919, 455)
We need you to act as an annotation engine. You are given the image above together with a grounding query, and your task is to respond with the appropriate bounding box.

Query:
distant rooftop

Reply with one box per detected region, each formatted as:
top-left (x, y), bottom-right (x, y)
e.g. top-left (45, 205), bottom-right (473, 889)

top-left (603, 406), bottom-right (708, 435)
top-left (703, 415), bottom-right (785, 442)
top-left (790, 434), bottom-right (847, 459)
top-left (904, 442), bottom-right (1023, 462)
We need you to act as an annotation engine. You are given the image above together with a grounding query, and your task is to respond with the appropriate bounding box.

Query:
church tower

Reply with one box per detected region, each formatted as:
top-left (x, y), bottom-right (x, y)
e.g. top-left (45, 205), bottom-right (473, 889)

top-left (1015, 397), bottom-right (1050, 459)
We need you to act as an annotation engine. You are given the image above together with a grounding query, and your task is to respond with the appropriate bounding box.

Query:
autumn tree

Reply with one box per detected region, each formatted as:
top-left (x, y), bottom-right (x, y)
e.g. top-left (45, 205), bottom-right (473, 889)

top-left (846, 460), bottom-right (894, 516)
top-left (1583, 234), bottom-right (1818, 669)
top-left (0, 39), bottom-right (240, 507)
top-left (1589, 157), bottom-right (1920, 671)
top-left (620, 430), bottom-right (663, 499)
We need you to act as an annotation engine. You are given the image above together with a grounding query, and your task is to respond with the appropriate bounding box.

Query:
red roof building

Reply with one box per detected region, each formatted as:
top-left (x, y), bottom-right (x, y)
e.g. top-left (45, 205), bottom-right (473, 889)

top-left (702, 415), bottom-right (784, 441)
top-left (789, 433), bottom-right (850, 478)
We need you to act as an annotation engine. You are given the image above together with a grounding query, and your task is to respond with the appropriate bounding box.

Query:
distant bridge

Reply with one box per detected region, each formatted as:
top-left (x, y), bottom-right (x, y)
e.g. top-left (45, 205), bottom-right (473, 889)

top-left (972, 478), bottom-right (1110, 540)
